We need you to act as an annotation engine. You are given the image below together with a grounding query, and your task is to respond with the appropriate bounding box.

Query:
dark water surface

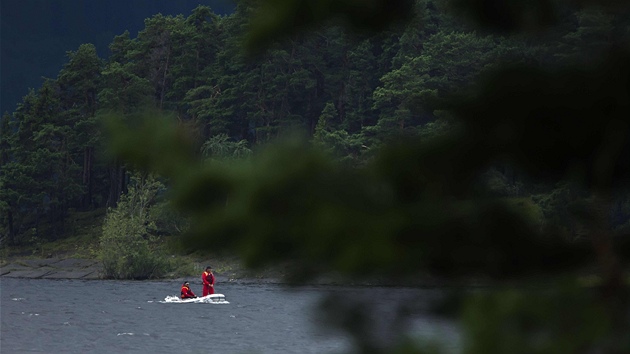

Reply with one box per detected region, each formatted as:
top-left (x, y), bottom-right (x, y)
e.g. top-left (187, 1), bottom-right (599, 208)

top-left (1, 278), bottom-right (459, 353)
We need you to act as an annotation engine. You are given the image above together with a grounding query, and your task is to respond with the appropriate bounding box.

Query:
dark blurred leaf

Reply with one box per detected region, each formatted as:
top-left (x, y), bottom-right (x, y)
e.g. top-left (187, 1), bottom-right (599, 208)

top-left (447, 0), bottom-right (630, 33)
top-left (447, 0), bottom-right (560, 33)
top-left (462, 282), bottom-right (629, 353)
top-left (453, 47), bottom-right (630, 192)
top-left (173, 135), bottom-right (595, 281)
top-left (101, 109), bottom-right (199, 177)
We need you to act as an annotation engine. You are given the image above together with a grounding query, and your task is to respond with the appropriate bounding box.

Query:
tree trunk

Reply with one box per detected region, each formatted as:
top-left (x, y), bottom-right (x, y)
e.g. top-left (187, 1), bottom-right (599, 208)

top-left (587, 192), bottom-right (628, 343)
top-left (589, 193), bottom-right (623, 298)
top-left (82, 146), bottom-right (93, 210)
top-left (106, 162), bottom-right (126, 208)
top-left (159, 50), bottom-right (171, 110)
top-left (6, 208), bottom-right (14, 245)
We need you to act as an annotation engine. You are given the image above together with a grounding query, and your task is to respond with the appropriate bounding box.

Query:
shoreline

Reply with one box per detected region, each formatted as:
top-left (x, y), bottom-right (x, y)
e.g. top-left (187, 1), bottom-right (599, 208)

top-left (0, 256), bottom-right (456, 287)
top-left (0, 257), bottom-right (286, 284)
top-left (0, 257), bottom-right (358, 286)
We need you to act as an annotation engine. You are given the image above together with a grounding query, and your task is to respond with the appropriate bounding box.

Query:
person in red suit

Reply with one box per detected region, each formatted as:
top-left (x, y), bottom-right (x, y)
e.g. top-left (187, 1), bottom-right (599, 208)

top-left (202, 266), bottom-right (215, 296)
top-left (180, 281), bottom-right (197, 299)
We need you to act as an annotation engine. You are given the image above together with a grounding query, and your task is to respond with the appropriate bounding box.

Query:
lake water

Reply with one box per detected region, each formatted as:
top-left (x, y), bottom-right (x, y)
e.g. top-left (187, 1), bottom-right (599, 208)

top-left (0, 278), bottom-right (459, 353)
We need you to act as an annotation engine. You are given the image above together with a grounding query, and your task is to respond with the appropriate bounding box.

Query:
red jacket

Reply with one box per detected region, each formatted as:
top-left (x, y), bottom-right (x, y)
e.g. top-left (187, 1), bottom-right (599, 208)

top-left (202, 270), bottom-right (215, 296)
top-left (202, 271), bottom-right (215, 287)
top-left (181, 284), bottom-right (196, 299)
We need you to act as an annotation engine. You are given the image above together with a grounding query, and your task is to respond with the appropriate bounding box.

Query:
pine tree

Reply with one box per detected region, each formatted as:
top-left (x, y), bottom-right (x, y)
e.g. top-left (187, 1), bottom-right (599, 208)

top-left (57, 43), bottom-right (104, 210)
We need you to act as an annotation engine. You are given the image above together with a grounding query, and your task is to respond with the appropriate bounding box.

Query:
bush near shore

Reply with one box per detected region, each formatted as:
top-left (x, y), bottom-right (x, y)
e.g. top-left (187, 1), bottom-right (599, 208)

top-left (0, 214), bottom-right (288, 282)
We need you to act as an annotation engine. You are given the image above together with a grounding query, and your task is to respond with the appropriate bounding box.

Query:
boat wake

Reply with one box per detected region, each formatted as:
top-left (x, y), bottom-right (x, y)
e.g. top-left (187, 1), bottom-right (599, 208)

top-left (159, 294), bottom-right (229, 304)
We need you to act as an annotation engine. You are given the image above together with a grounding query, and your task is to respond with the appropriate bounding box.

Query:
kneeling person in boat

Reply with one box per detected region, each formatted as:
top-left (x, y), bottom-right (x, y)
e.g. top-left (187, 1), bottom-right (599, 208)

top-left (181, 281), bottom-right (197, 299)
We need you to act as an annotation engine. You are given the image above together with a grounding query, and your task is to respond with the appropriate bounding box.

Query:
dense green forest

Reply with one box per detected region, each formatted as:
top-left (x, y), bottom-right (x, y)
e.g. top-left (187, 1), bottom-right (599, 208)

top-left (2, 0), bottom-right (629, 246)
top-left (2, 0), bottom-right (630, 351)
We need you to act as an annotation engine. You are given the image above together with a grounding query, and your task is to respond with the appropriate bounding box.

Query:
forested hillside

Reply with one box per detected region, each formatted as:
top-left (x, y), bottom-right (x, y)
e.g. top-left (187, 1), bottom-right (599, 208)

top-left (2, 1), bottom-right (629, 247)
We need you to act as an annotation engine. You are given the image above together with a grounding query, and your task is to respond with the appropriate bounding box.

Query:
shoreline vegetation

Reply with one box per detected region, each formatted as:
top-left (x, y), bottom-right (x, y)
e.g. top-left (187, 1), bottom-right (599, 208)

top-left (0, 208), bottom-right (279, 282)
top-left (0, 236), bottom-right (283, 284)
top-left (0, 206), bottom-right (457, 286)
top-left (0, 209), bottom-right (412, 285)
top-left (1, 208), bottom-right (626, 288)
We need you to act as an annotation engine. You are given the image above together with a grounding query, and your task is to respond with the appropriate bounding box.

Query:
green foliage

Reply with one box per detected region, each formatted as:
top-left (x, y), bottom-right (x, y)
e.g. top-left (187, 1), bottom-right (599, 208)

top-left (479, 167), bottom-right (522, 197)
top-left (313, 102), bottom-right (336, 142)
top-left (531, 183), bottom-right (583, 239)
top-left (98, 62), bottom-right (153, 112)
top-left (148, 201), bottom-right (190, 236)
top-left (313, 102), bottom-right (366, 163)
top-left (201, 133), bottom-right (252, 161)
top-left (99, 173), bottom-right (172, 279)
top-left (1, 80), bottom-right (88, 242)
top-left (6, 0), bottom-right (630, 247)
top-left (373, 30), bottom-right (514, 137)
top-left (555, 7), bottom-right (616, 63)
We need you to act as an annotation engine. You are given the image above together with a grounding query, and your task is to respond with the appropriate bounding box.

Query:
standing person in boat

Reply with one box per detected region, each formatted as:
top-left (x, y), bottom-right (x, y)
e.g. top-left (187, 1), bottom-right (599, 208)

top-left (202, 266), bottom-right (215, 296)
top-left (181, 281), bottom-right (197, 299)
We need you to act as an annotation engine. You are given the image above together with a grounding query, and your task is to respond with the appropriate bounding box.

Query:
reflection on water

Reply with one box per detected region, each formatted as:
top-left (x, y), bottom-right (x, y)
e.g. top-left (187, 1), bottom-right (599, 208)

top-left (0, 278), bottom-right (459, 353)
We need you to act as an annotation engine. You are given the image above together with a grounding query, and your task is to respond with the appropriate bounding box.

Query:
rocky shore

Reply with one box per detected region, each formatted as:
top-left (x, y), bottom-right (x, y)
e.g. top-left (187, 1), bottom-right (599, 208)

top-left (1, 258), bottom-right (102, 280)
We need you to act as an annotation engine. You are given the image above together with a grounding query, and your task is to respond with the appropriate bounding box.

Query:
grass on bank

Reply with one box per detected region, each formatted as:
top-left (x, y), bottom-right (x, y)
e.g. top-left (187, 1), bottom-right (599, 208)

top-left (1, 208), bottom-right (105, 264)
top-left (0, 209), bottom-right (271, 280)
